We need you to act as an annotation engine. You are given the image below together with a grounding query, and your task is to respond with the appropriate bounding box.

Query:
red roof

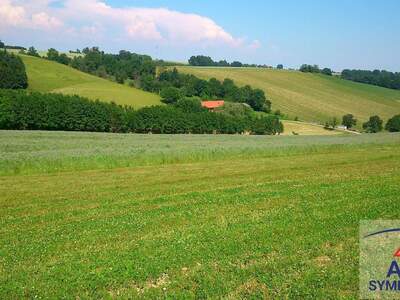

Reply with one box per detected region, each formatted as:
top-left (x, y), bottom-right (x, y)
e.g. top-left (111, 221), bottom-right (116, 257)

top-left (201, 100), bottom-right (225, 109)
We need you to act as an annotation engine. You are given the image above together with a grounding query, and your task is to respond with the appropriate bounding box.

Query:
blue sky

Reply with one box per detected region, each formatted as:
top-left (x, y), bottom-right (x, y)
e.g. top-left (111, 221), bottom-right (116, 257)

top-left (1, 0), bottom-right (399, 71)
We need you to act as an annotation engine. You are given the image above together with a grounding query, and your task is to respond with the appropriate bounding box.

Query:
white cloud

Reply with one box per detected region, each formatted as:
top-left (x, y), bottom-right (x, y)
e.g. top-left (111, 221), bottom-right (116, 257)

top-left (0, 0), bottom-right (256, 49)
top-left (0, 0), bottom-right (63, 30)
top-left (0, 0), bottom-right (26, 27)
top-left (31, 12), bottom-right (63, 29)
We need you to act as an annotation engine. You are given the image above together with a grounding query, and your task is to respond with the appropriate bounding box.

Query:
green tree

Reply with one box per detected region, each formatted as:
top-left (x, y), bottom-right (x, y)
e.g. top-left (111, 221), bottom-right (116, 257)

top-left (248, 88), bottom-right (268, 112)
top-left (276, 64), bottom-right (283, 70)
top-left (0, 40), bottom-right (5, 49)
top-left (363, 115), bottom-right (383, 133)
top-left (27, 46), bottom-right (39, 57)
top-left (160, 87), bottom-right (182, 104)
top-left (188, 55), bottom-right (215, 66)
top-left (342, 114), bottom-right (357, 129)
top-left (0, 51), bottom-right (28, 89)
top-left (385, 114), bottom-right (400, 132)
top-left (47, 48), bottom-right (59, 61)
top-left (321, 68), bottom-right (333, 76)
top-left (208, 78), bottom-right (223, 97)
top-left (174, 97), bottom-right (205, 113)
top-left (58, 53), bottom-right (70, 65)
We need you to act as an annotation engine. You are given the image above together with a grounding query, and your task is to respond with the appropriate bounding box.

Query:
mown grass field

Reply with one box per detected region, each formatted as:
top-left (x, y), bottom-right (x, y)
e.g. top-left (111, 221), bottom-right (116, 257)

top-left (20, 55), bottom-right (161, 108)
top-left (176, 66), bottom-right (400, 126)
top-left (281, 120), bottom-right (343, 136)
top-left (1, 131), bottom-right (400, 298)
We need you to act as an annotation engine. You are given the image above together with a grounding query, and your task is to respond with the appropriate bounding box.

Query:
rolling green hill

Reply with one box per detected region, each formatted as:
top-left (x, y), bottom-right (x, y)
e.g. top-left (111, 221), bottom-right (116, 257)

top-left (21, 55), bottom-right (161, 108)
top-left (176, 66), bottom-right (400, 125)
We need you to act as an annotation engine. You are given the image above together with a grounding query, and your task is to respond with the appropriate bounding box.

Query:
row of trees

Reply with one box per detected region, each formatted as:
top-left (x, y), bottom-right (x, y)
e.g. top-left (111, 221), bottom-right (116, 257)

top-left (0, 40), bottom-right (26, 50)
top-left (188, 55), bottom-right (276, 69)
top-left (0, 90), bottom-right (283, 135)
top-left (341, 69), bottom-right (400, 90)
top-left (0, 51), bottom-right (28, 89)
top-left (70, 47), bottom-right (156, 84)
top-left (324, 113), bottom-right (400, 133)
top-left (327, 113), bottom-right (400, 133)
top-left (300, 64), bottom-right (333, 76)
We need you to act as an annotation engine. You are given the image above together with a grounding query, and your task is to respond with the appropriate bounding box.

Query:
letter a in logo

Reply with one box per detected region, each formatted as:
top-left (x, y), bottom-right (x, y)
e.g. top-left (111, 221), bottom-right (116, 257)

top-left (395, 248), bottom-right (400, 257)
top-left (387, 260), bottom-right (400, 278)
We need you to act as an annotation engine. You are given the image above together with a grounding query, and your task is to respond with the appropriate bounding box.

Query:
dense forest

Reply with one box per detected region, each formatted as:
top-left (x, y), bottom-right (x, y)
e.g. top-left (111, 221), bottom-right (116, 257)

top-left (341, 69), bottom-right (400, 90)
top-left (0, 90), bottom-right (283, 135)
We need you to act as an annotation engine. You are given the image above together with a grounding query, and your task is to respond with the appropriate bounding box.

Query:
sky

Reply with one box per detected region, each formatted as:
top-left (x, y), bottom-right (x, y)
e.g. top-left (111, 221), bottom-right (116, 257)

top-left (0, 0), bottom-right (399, 71)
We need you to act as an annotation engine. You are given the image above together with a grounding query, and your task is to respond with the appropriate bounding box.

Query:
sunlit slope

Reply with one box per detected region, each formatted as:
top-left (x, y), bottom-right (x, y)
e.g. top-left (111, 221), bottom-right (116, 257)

top-left (21, 55), bottom-right (161, 108)
top-left (281, 120), bottom-right (343, 135)
top-left (177, 66), bottom-right (400, 124)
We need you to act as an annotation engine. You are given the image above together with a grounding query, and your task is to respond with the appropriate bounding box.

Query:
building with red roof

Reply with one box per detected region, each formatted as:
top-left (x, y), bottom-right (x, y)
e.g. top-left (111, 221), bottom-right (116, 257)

top-left (201, 100), bottom-right (225, 111)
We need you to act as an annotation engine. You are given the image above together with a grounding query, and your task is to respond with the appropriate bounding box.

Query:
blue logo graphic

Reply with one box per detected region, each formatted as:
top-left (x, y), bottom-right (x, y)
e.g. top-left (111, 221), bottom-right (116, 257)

top-left (364, 228), bottom-right (400, 292)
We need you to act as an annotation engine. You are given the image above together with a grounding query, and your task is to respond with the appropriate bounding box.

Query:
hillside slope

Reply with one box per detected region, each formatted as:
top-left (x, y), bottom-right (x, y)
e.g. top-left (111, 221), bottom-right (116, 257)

top-left (177, 66), bottom-right (400, 125)
top-left (21, 55), bottom-right (161, 108)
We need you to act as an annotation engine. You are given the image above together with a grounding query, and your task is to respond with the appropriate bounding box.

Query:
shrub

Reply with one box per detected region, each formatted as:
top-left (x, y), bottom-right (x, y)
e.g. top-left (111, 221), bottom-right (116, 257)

top-left (385, 115), bottom-right (400, 132)
top-left (215, 102), bottom-right (253, 118)
top-left (0, 51), bottom-right (28, 89)
top-left (160, 87), bottom-right (182, 104)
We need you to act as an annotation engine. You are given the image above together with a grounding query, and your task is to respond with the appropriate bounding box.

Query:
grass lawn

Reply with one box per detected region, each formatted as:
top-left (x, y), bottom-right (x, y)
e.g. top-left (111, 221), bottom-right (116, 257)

top-left (176, 66), bottom-right (400, 126)
top-left (1, 131), bottom-right (399, 298)
top-left (20, 55), bottom-right (161, 108)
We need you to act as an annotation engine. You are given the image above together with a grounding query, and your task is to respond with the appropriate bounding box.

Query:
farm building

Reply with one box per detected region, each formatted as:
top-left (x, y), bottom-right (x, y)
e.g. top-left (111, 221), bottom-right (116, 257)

top-left (201, 100), bottom-right (224, 111)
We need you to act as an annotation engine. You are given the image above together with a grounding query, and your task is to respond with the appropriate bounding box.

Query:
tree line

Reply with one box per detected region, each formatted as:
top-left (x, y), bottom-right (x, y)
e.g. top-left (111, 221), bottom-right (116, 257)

top-left (0, 90), bottom-right (283, 135)
top-left (324, 113), bottom-right (400, 133)
top-left (188, 55), bottom-right (276, 69)
top-left (341, 69), bottom-right (400, 90)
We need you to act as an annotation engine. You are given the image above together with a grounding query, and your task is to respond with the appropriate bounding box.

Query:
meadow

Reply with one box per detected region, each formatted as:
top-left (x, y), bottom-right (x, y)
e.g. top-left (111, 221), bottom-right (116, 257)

top-left (20, 55), bottom-right (161, 108)
top-left (1, 130), bottom-right (400, 298)
top-left (177, 66), bottom-right (400, 125)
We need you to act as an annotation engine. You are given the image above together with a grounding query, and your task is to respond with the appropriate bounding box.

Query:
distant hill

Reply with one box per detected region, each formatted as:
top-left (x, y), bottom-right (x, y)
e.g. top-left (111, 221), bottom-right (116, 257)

top-left (177, 66), bottom-right (400, 125)
top-left (21, 55), bottom-right (161, 108)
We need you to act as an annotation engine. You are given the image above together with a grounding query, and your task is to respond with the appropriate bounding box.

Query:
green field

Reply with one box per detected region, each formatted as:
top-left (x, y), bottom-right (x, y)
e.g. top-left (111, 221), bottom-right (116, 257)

top-left (176, 66), bottom-right (400, 125)
top-left (21, 55), bottom-right (161, 108)
top-left (1, 130), bottom-right (400, 298)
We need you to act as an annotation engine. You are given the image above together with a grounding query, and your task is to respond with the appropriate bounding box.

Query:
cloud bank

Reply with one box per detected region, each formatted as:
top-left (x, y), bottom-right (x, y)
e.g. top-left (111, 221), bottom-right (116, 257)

top-left (0, 0), bottom-right (259, 51)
